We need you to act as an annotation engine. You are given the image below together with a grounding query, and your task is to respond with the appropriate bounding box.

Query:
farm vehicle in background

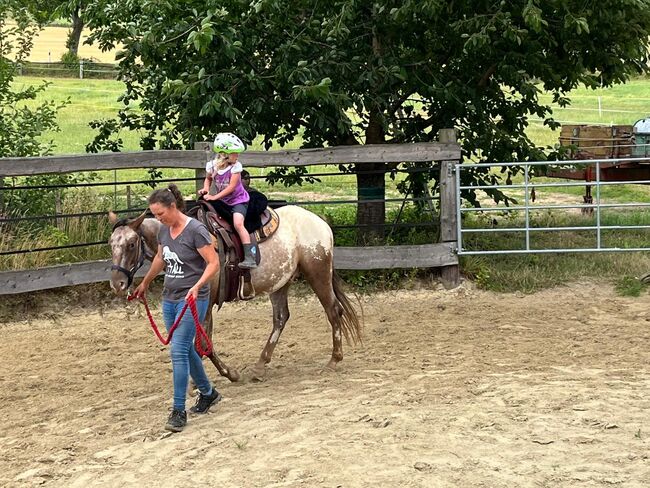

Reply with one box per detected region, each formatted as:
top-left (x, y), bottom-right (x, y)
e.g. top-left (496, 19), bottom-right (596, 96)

top-left (544, 119), bottom-right (650, 207)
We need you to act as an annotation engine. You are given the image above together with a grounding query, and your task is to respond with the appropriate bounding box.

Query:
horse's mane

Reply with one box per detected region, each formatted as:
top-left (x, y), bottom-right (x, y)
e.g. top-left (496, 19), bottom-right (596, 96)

top-left (111, 217), bottom-right (134, 230)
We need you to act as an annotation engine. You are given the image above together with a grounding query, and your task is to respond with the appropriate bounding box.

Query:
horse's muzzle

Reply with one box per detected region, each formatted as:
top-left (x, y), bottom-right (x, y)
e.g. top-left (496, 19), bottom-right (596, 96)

top-left (110, 270), bottom-right (129, 295)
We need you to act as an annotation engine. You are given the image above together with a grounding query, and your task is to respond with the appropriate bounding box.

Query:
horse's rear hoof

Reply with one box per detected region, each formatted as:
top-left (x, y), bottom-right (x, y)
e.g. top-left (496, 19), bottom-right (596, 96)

top-left (237, 364), bottom-right (266, 383)
top-left (248, 365), bottom-right (266, 382)
top-left (227, 369), bottom-right (241, 382)
top-left (321, 360), bottom-right (338, 373)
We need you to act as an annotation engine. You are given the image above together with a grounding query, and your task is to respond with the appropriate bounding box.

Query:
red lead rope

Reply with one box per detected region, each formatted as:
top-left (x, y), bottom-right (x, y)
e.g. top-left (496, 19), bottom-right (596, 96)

top-left (128, 294), bottom-right (213, 357)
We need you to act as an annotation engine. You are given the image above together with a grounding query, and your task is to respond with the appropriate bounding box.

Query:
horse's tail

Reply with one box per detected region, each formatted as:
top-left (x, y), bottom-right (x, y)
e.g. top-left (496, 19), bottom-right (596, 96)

top-left (332, 271), bottom-right (363, 345)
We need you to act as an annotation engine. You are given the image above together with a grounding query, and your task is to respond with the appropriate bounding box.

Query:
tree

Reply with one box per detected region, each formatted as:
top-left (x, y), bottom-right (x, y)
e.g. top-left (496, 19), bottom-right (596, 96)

top-left (85, 0), bottom-right (650, 239)
top-left (30, 1), bottom-right (88, 58)
top-left (0, 4), bottom-right (65, 158)
top-left (56, 2), bottom-right (87, 57)
top-left (0, 3), bottom-right (73, 217)
top-left (22, 2), bottom-right (87, 59)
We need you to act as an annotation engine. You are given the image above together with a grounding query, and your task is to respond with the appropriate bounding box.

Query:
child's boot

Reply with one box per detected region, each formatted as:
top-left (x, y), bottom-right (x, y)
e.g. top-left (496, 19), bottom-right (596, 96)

top-left (239, 244), bottom-right (258, 269)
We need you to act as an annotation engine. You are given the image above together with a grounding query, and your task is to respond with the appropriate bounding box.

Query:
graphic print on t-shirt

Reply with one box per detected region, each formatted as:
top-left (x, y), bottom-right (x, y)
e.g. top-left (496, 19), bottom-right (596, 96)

top-left (162, 245), bottom-right (185, 278)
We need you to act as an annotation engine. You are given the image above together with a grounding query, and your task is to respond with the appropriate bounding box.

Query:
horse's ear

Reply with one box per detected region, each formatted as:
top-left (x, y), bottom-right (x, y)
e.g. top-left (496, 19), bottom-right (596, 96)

top-left (108, 211), bottom-right (119, 224)
top-left (128, 211), bottom-right (148, 230)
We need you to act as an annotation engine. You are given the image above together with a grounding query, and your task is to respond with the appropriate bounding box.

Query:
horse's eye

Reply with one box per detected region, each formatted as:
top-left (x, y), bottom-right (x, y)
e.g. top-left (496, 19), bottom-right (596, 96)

top-left (129, 243), bottom-right (135, 249)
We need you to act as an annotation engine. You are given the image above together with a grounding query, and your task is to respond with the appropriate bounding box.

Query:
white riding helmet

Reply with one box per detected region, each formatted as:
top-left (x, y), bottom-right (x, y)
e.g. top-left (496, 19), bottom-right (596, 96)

top-left (213, 132), bottom-right (246, 154)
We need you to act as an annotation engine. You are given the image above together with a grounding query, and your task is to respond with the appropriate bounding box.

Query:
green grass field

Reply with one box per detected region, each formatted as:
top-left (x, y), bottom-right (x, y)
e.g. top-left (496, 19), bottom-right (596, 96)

top-left (13, 74), bottom-right (650, 208)
top-left (14, 73), bottom-right (650, 215)
top-left (13, 77), bottom-right (141, 154)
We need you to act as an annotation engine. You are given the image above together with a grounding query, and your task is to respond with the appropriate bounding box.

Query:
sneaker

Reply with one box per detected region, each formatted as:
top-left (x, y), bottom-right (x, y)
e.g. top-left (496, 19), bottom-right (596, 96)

top-left (190, 388), bottom-right (222, 414)
top-left (165, 409), bottom-right (187, 432)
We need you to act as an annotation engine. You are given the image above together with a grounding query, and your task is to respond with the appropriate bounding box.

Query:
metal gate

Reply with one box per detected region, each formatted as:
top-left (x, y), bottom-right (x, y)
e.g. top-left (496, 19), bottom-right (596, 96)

top-left (454, 157), bottom-right (650, 255)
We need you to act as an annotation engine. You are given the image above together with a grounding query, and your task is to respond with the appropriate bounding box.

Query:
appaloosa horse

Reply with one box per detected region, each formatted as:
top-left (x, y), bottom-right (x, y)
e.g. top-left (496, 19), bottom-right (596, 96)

top-left (108, 205), bottom-right (362, 381)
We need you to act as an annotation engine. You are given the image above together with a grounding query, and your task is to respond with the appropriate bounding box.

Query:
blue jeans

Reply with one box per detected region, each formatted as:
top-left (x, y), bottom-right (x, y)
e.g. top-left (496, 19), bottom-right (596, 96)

top-left (162, 298), bottom-right (213, 411)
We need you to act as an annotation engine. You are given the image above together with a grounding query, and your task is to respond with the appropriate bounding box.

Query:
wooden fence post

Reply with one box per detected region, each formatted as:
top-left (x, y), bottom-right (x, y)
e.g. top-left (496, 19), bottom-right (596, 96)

top-left (438, 128), bottom-right (460, 289)
top-left (0, 177), bottom-right (5, 215)
top-left (55, 191), bottom-right (63, 229)
top-left (194, 142), bottom-right (210, 194)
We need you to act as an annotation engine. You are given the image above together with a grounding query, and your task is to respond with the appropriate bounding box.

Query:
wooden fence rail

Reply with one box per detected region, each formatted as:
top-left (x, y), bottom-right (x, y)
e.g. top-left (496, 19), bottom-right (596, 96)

top-left (0, 243), bottom-right (458, 295)
top-left (0, 139), bottom-right (462, 295)
top-left (0, 143), bottom-right (460, 176)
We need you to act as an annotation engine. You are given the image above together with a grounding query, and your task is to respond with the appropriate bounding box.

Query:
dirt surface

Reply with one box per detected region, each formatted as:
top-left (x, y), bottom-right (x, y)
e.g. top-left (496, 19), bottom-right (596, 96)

top-left (1, 281), bottom-right (649, 487)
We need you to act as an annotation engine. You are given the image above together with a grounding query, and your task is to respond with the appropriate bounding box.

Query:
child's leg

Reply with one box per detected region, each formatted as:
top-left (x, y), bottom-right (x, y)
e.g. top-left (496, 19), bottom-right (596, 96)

top-left (232, 212), bottom-right (250, 244)
top-left (232, 204), bottom-right (257, 269)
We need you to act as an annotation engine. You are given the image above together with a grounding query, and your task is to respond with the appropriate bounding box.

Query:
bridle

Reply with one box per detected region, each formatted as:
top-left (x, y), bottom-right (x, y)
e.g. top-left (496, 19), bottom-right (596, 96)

top-left (110, 221), bottom-right (153, 289)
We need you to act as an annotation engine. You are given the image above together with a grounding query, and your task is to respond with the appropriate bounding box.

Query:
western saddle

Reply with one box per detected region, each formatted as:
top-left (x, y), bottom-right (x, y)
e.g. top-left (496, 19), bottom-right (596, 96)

top-left (187, 200), bottom-right (280, 309)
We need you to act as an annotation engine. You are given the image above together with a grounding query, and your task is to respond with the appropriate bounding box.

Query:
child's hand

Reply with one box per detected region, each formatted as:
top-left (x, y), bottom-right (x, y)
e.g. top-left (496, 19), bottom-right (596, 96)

top-left (197, 189), bottom-right (208, 196)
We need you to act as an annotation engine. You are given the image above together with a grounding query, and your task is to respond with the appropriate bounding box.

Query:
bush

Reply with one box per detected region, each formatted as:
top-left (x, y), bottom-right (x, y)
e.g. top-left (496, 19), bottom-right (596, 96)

top-left (60, 51), bottom-right (79, 67)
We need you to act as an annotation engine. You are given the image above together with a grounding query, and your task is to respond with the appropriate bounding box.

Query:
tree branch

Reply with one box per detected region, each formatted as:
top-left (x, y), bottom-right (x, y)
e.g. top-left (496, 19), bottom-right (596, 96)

top-left (478, 64), bottom-right (497, 87)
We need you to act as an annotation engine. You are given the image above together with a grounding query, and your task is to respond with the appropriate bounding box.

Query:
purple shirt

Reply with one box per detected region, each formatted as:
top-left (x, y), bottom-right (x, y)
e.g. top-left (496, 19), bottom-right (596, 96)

top-left (206, 161), bottom-right (250, 206)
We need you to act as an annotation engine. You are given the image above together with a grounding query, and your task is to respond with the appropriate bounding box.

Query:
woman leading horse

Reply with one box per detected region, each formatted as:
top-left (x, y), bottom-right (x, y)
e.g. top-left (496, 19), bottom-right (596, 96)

top-left (129, 184), bottom-right (222, 432)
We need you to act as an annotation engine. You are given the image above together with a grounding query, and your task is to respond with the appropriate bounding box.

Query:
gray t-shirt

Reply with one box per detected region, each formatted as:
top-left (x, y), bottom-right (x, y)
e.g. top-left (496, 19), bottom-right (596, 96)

top-left (158, 218), bottom-right (212, 302)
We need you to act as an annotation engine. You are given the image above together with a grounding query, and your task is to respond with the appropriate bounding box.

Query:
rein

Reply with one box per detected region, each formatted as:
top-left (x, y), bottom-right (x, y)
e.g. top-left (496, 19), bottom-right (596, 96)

top-left (128, 294), bottom-right (213, 357)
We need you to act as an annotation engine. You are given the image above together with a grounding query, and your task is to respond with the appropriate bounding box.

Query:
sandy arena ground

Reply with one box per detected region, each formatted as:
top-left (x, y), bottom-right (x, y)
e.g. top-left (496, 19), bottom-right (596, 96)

top-left (0, 281), bottom-right (648, 487)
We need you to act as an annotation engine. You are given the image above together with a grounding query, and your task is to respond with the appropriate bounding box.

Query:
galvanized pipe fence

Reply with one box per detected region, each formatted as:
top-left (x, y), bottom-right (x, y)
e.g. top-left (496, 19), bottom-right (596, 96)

top-left (455, 157), bottom-right (650, 255)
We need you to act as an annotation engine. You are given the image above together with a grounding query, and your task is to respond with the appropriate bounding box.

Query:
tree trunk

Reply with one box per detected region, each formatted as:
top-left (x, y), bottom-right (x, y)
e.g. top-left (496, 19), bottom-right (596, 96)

top-left (67, 7), bottom-right (84, 56)
top-left (354, 20), bottom-right (388, 244)
top-left (355, 163), bottom-right (385, 244)
top-left (356, 112), bottom-right (385, 244)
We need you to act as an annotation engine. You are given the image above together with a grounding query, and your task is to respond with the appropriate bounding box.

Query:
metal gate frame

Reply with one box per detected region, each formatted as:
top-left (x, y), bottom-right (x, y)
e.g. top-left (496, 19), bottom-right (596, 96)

top-left (454, 157), bottom-right (650, 255)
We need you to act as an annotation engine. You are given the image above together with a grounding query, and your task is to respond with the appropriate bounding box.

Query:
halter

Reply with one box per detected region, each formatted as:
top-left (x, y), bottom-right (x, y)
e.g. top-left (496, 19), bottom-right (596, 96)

top-left (110, 221), bottom-right (152, 288)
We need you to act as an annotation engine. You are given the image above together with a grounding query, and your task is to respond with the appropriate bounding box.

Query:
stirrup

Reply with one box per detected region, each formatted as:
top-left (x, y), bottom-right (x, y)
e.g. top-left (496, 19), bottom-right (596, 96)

top-left (238, 275), bottom-right (255, 300)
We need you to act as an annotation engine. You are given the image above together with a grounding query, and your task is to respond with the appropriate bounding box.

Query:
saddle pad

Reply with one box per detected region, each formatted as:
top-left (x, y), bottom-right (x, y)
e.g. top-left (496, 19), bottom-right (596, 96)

top-left (254, 207), bottom-right (280, 244)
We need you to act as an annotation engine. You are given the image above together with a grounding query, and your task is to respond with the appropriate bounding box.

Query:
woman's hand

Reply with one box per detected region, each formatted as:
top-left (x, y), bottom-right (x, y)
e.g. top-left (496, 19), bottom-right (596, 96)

top-left (132, 282), bottom-right (148, 299)
top-left (186, 285), bottom-right (200, 302)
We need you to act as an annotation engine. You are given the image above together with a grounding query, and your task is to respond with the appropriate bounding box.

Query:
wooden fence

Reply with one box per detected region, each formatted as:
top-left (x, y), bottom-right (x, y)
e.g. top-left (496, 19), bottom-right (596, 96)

top-left (0, 136), bottom-right (461, 295)
top-left (16, 61), bottom-right (118, 80)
